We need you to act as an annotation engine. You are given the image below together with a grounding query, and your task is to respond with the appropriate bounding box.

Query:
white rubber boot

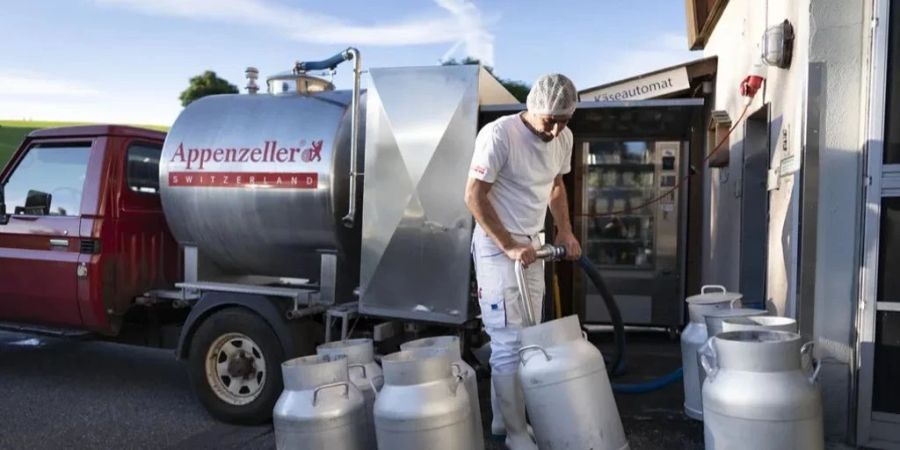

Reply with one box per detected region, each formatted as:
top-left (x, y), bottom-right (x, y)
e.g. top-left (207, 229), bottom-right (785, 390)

top-left (493, 372), bottom-right (538, 450)
top-left (491, 381), bottom-right (506, 435)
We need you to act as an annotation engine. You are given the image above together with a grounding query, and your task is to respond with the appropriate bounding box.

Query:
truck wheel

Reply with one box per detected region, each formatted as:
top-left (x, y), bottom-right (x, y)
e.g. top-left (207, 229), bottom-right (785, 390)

top-left (188, 307), bottom-right (284, 424)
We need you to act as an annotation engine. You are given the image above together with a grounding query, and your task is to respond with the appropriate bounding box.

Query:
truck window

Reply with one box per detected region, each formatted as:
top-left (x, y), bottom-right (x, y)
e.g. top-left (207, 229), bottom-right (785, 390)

top-left (3, 144), bottom-right (91, 216)
top-left (127, 143), bottom-right (162, 194)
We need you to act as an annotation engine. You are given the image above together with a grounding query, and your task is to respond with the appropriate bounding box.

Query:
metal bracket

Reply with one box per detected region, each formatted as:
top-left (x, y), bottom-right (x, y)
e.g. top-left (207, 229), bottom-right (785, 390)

top-left (324, 302), bottom-right (359, 342)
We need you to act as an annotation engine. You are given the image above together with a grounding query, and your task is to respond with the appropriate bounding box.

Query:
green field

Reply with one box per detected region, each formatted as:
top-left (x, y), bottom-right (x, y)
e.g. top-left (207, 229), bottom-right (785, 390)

top-left (0, 120), bottom-right (169, 167)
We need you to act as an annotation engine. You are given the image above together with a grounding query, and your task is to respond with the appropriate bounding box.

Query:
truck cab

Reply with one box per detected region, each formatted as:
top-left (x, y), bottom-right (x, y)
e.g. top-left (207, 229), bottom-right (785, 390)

top-left (0, 126), bottom-right (179, 335)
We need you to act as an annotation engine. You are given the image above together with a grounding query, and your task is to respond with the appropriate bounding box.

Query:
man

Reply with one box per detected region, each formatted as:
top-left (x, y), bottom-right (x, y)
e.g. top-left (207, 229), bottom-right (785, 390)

top-left (464, 73), bottom-right (582, 450)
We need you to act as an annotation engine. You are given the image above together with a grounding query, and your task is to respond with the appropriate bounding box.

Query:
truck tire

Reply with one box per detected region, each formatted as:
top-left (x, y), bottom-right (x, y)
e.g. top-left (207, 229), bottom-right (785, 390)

top-left (188, 307), bottom-right (285, 424)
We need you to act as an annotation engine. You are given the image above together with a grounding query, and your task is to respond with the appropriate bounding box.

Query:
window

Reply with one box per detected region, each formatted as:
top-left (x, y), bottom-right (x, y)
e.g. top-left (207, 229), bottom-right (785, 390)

top-left (707, 116), bottom-right (731, 168)
top-left (126, 143), bottom-right (162, 194)
top-left (3, 144), bottom-right (91, 216)
top-left (885, 0), bottom-right (900, 164)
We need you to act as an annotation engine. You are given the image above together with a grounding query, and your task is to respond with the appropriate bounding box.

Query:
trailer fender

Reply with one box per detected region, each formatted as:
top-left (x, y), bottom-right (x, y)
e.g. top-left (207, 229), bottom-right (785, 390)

top-left (175, 291), bottom-right (302, 360)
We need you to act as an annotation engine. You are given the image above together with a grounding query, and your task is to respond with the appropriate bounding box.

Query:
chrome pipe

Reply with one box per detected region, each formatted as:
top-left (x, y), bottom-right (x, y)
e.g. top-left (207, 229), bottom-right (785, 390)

top-left (515, 245), bottom-right (566, 327)
top-left (342, 47), bottom-right (362, 228)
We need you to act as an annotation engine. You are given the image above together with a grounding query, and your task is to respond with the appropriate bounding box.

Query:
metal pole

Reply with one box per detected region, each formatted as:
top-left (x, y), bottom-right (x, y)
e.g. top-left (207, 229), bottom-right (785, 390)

top-left (515, 245), bottom-right (566, 327)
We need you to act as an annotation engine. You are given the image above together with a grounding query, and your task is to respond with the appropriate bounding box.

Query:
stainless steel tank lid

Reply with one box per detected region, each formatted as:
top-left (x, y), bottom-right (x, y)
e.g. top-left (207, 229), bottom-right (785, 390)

top-left (686, 285), bottom-right (743, 305)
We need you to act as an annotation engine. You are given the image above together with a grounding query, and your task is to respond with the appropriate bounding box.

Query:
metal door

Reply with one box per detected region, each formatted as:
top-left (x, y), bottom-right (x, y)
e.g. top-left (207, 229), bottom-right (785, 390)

top-left (859, 0), bottom-right (900, 445)
top-left (0, 140), bottom-right (95, 327)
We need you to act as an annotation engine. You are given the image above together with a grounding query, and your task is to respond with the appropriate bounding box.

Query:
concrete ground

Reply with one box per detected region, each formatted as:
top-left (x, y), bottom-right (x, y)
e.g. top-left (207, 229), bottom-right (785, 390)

top-left (0, 327), bottom-right (704, 449)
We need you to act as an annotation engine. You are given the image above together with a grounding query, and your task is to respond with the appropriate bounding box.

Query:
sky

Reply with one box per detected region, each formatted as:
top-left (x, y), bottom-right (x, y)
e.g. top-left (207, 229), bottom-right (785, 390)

top-left (0, 0), bottom-right (700, 126)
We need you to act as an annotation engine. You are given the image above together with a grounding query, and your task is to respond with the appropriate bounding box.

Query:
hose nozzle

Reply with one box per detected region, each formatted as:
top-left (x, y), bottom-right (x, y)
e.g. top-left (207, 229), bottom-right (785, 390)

top-left (535, 244), bottom-right (566, 261)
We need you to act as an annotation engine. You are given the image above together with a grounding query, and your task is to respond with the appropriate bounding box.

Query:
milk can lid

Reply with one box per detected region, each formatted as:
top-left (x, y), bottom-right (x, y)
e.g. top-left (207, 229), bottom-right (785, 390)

top-left (686, 284), bottom-right (742, 305)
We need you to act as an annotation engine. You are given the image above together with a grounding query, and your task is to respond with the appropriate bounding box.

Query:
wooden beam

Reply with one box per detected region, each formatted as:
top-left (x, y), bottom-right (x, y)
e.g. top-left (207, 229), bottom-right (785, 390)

top-left (685, 0), bottom-right (729, 50)
top-left (685, 0), bottom-right (701, 49)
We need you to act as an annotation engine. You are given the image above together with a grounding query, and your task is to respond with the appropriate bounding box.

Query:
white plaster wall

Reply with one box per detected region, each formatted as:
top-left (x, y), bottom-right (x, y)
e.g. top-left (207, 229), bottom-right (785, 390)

top-left (808, 0), bottom-right (866, 441)
top-left (701, 0), bottom-right (804, 309)
top-left (701, 0), bottom-right (868, 441)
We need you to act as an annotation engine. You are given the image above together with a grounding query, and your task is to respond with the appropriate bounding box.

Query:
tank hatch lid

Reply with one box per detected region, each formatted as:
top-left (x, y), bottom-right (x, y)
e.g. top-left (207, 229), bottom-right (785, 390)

top-left (686, 285), bottom-right (742, 305)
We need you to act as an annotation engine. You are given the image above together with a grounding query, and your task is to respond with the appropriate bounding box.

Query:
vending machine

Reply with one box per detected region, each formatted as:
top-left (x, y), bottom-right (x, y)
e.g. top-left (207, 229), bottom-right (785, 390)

top-left (577, 139), bottom-right (687, 328)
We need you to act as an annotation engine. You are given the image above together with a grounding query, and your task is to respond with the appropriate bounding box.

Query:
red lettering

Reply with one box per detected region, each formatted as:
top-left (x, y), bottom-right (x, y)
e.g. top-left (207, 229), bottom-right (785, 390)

top-left (186, 148), bottom-right (200, 169)
top-left (309, 140), bottom-right (323, 162)
top-left (290, 176), bottom-right (298, 185)
top-left (199, 148), bottom-right (212, 169)
top-left (171, 143), bottom-right (185, 163)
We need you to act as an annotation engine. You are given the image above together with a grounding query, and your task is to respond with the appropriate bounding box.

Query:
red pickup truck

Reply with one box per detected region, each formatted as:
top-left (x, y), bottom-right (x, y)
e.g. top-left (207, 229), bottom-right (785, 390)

top-left (0, 125), bottom-right (319, 424)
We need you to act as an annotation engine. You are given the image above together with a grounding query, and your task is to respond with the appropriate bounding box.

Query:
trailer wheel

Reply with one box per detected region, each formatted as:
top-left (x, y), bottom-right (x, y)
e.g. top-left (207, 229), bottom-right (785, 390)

top-left (188, 307), bottom-right (284, 424)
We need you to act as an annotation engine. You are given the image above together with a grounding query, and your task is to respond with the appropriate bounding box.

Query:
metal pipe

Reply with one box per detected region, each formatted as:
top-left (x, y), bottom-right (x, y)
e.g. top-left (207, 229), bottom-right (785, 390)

top-left (342, 47), bottom-right (361, 228)
top-left (293, 48), bottom-right (361, 228)
top-left (515, 245), bottom-right (566, 327)
top-left (294, 51), bottom-right (352, 72)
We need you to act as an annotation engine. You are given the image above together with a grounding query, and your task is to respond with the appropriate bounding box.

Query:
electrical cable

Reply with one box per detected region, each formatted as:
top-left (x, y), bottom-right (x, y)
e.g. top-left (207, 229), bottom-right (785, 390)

top-left (577, 101), bottom-right (753, 218)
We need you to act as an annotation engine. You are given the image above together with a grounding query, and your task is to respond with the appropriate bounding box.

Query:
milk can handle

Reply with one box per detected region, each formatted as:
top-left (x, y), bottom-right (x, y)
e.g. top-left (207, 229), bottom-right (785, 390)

top-left (800, 342), bottom-right (822, 383)
top-left (368, 375), bottom-right (384, 399)
top-left (450, 362), bottom-right (463, 378)
top-left (699, 339), bottom-right (719, 381)
top-left (701, 285), bottom-right (727, 294)
top-left (312, 381), bottom-right (350, 406)
top-left (450, 372), bottom-right (465, 397)
top-left (348, 363), bottom-right (367, 379)
top-left (518, 345), bottom-right (551, 367)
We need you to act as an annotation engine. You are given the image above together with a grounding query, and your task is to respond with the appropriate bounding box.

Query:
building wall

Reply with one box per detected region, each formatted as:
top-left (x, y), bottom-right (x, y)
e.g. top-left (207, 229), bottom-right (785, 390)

top-left (702, 0), bottom-right (807, 313)
top-left (701, 0), bottom-right (868, 441)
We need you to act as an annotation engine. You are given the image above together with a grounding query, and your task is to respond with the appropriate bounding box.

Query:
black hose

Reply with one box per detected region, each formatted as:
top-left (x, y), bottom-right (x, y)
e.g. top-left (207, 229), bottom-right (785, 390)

top-left (577, 255), bottom-right (626, 375)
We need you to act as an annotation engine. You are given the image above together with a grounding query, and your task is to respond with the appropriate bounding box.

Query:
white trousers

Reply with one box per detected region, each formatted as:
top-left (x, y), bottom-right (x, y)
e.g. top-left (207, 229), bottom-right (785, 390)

top-left (472, 225), bottom-right (545, 375)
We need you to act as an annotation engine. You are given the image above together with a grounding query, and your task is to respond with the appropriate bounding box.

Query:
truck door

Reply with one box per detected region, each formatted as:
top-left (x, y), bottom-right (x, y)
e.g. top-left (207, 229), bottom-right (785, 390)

top-left (0, 140), bottom-right (94, 327)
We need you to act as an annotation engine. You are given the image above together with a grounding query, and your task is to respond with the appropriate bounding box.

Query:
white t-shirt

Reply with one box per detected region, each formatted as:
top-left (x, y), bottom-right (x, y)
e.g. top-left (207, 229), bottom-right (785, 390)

top-left (468, 113), bottom-right (573, 235)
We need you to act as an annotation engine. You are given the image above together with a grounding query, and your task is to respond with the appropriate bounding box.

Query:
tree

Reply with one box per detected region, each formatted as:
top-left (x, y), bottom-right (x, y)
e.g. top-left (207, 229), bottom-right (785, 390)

top-left (441, 57), bottom-right (531, 103)
top-left (179, 71), bottom-right (239, 107)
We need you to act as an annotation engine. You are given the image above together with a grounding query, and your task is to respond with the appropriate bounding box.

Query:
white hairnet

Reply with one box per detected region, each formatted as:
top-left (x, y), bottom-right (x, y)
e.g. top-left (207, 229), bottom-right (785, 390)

top-left (526, 73), bottom-right (578, 117)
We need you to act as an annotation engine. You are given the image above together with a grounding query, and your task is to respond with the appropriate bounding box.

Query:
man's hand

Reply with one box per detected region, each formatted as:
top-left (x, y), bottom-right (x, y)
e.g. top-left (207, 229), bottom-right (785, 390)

top-left (555, 230), bottom-right (582, 261)
top-left (505, 243), bottom-right (537, 268)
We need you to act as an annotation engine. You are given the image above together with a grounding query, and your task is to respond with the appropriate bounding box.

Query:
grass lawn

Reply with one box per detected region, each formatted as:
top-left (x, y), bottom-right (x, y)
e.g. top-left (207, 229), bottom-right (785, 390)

top-left (0, 120), bottom-right (168, 167)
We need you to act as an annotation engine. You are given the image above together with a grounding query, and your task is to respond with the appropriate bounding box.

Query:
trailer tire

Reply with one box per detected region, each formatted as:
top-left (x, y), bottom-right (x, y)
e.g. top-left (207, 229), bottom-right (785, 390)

top-left (188, 307), bottom-right (284, 425)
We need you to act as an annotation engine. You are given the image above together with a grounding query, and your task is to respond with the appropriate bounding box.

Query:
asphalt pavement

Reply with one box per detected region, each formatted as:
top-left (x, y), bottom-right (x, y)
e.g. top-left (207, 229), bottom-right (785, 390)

top-left (0, 328), bottom-right (705, 450)
top-left (0, 330), bottom-right (273, 450)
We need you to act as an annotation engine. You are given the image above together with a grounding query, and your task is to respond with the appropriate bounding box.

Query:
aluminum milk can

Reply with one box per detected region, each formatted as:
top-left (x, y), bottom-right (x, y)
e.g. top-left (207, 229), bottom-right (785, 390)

top-left (701, 331), bottom-right (824, 450)
top-left (682, 285), bottom-right (742, 420)
top-left (697, 308), bottom-right (768, 397)
top-left (400, 335), bottom-right (484, 450)
top-left (317, 338), bottom-right (382, 443)
top-left (273, 354), bottom-right (368, 450)
top-left (374, 348), bottom-right (472, 450)
top-left (721, 316), bottom-right (797, 333)
top-left (518, 315), bottom-right (629, 450)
